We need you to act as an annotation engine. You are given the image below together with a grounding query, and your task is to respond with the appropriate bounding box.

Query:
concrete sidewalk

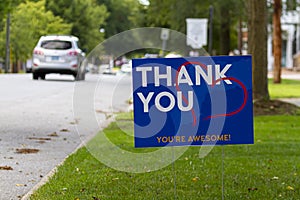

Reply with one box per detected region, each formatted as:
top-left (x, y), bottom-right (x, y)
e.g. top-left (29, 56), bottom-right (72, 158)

top-left (268, 69), bottom-right (300, 107)
top-left (279, 98), bottom-right (300, 107)
top-left (268, 68), bottom-right (300, 80)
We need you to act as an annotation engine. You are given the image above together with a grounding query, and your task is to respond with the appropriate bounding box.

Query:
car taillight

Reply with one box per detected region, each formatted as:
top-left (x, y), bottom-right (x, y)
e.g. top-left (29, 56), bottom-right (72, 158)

top-left (33, 49), bottom-right (44, 55)
top-left (68, 51), bottom-right (78, 56)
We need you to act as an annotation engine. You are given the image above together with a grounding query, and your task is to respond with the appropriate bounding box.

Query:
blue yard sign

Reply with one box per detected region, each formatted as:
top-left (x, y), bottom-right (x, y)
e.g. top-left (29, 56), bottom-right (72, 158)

top-left (132, 56), bottom-right (253, 148)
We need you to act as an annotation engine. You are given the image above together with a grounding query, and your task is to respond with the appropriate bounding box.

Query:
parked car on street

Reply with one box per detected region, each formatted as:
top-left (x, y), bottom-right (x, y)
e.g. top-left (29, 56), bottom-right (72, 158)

top-left (32, 35), bottom-right (85, 80)
top-left (120, 60), bottom-right (132, 74)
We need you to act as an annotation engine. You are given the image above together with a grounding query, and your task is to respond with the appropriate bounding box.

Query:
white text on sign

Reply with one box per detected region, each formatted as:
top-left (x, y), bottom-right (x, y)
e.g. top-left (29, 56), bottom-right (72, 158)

top-left (136, 64), bottom-right (232, 113)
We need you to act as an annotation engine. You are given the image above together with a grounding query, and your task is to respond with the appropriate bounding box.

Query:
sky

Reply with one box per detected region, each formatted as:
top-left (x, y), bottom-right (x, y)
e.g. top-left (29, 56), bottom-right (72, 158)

top-left (139, 0), bottom-right (149, 6)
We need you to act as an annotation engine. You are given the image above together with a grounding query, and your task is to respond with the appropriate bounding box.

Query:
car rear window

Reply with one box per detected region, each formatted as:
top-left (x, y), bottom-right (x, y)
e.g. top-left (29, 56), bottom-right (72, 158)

top-left (41, 40), bottom-right (72, 50)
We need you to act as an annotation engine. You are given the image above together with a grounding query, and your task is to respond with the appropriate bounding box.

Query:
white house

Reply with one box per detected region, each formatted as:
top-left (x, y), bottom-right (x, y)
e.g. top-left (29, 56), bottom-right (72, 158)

top-left (268, 0), bottom-right (300, 70)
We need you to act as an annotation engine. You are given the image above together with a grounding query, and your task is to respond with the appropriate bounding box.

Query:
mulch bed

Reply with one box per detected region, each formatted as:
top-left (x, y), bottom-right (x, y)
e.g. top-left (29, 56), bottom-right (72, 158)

top-left (254, 99), bottom-right (299, 116)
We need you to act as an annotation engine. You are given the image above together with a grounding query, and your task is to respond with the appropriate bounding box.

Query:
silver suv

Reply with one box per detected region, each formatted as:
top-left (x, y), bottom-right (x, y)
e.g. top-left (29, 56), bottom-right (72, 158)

top-left (32, 35), bottom-right (85, 80)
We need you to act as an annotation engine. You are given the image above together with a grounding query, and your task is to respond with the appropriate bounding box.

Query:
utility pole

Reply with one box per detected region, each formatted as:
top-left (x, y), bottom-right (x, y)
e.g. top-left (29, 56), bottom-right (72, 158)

top-left (5, 13), bottom-right (10, 73)
top-left (208, 5), bottom-right (214, 55)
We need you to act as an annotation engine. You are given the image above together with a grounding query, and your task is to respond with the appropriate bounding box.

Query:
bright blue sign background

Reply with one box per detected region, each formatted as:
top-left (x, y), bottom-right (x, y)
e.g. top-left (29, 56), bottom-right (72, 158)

top-left (132, 56), bottom-right (253, 148)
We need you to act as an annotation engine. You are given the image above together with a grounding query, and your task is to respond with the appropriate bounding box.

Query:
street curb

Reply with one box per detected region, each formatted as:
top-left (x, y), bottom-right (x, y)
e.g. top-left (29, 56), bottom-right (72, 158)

top-left (21, 116), bottom-right (116, 200)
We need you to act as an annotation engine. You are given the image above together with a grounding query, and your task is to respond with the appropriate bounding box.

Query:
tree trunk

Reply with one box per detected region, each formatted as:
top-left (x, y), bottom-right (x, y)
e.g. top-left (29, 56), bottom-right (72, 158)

top-left (12, 62), bottom-right (18, 73)
top-left (12, 53), bottom-right (19, 73)
top-left (238, 18), bottom-right (243, 55)
top-left (248, 0), bottom-right (270, 101)
top-left (219, 4), bottom-right (230, 55)
top-left (273, 0), bottom-right (282, 83)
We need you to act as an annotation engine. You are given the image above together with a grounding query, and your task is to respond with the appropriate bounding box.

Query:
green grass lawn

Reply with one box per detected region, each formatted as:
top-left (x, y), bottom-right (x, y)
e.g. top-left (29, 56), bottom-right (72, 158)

top-left (30, 113), bottom-right (300, 200)
top-left (269, 79), bottom-right (300, 98)
top-left (30, 79), bottom-right (300, 200)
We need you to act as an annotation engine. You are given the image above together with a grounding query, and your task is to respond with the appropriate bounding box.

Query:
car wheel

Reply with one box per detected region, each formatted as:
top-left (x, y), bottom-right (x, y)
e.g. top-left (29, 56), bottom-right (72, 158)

top-left (33, 72), bottom-right (39, 80)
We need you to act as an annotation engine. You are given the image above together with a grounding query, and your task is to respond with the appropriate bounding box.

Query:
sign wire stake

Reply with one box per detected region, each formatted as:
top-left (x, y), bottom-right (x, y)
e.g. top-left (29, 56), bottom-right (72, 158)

top-left (172, 147), bottom-right (177, 200)
top-left (222, 145), bottom-right (225, 200)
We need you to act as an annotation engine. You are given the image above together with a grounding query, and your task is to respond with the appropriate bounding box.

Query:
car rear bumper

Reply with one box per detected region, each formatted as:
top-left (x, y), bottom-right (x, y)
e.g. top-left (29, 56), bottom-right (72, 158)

top-left (32, 68), bottom-right (77, 75)
top-left (32, 61), bottom-right (79, 75)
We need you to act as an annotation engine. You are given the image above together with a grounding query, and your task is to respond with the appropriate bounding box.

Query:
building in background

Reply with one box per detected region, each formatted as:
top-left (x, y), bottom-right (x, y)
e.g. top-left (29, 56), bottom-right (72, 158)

top-left (268, 0), bottom-right (300, 70)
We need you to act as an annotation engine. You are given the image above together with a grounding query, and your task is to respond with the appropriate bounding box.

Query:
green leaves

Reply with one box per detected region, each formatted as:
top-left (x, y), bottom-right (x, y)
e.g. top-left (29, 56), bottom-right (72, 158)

top-left (0, 0), bottom-right (109, 64)
top-left (0, 0), bottom-right (24, 18)
top-left (4, 0), bottom-right (72, 61)
top-left (46, 0), bottom-right (109, 52)
top-left (96, 0), bottom-right (141, 38)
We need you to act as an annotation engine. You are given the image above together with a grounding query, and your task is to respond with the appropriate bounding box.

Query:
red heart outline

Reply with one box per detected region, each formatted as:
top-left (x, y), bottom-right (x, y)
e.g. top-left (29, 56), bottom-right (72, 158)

top-left (175, 61), bottom-right (248, 125)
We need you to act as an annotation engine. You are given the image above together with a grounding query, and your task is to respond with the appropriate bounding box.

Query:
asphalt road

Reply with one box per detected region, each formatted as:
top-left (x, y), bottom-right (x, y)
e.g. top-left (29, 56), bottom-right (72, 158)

top-left (0, 73), bottom-right (132, 200)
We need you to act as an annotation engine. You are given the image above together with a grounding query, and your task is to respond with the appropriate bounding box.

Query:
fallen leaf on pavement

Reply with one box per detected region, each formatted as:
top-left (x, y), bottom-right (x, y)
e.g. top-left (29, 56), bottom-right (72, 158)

top-left (28, 137), bottom-right (51, 141)
top-left (15, 148), bottom-right (39, 154)
top-left (95, 109), bottom-right (106, 113)
top-left (16, 184), bottom-right (27, 187)
top-left (70, 119), bottom-right (79, 124)
top-left (0, 166), bottom-right (13, 170)
top-left (48, 132), bottom-right (58, 137)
